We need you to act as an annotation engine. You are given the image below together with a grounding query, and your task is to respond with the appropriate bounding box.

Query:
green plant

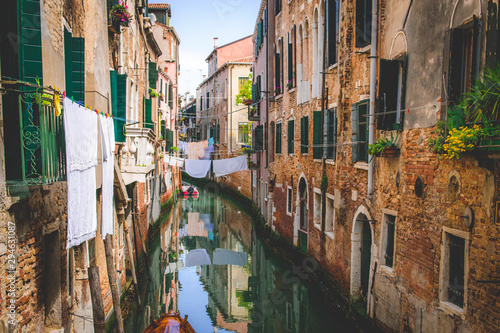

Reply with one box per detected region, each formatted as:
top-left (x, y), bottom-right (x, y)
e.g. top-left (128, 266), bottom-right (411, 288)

top-left (170, 146), bottom-right (178, 152)
top-left (110, 1), bottom-right (131, 27)
top-left (320, 175), bottom-right (328, 193)
top-left (368, 132), bottom-right (400, 159)
top-left (443, 125), bottom-right (482, 160)
top-left (235, 73), bottom-right (252, 105)
top-left (464, 65), bottom-right (500, 123)
top-left (149, 88), bottom-right (158, 97)
top-left (287, 79), bottom-right (293, 89)
top-left (428, 120), bottom-right (447, 154)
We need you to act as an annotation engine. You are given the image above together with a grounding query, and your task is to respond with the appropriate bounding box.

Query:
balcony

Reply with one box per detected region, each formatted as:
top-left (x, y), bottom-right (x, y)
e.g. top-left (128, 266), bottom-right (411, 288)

top-left (120, 127), bottom-right (156, 184)
top-left (13, 93), bottom-right (66, 186)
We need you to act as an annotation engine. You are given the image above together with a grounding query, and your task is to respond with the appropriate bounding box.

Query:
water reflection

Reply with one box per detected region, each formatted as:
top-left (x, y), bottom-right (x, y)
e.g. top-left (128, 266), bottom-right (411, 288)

top-left (126, 185), bottom-right (359, 332)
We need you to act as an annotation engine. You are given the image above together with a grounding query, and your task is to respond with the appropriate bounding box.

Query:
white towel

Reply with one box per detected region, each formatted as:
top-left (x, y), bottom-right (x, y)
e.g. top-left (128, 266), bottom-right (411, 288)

top-left (184, 249), bottom-right (211, 267)
top-left (64, 98), bottom-right (98, 248)
top-left (100, 115), bottom-right (115, 239)
top-left (185, 159), bottom-right (211, 178)
top-left (213, 155), bottom-right (248, 177)
top-left (213, 248), bottom-right (248, 266)
top-left (163, 155), bottom-right (170, 164)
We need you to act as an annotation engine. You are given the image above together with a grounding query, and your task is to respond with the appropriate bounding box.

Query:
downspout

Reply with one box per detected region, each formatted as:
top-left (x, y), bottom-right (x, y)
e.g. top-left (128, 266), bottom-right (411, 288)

top-left (367, 0), bottom-right (378, 199)
top-left (321, 6), bottom-right (328, 232)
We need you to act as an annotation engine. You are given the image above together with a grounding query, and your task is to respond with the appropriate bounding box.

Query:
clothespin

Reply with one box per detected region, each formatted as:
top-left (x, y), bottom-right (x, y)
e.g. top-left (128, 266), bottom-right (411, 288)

top-left (78, 100), bottom-right (81, 107)
top-left (407, 108), bottom-right (410, 114)
top-left (63, 91), bottom-right (66, 98)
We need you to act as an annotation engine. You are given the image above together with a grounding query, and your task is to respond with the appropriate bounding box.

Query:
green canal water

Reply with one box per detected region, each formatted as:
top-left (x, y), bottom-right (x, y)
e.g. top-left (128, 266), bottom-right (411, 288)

top-left (121, 185), bottom-right (363, 332)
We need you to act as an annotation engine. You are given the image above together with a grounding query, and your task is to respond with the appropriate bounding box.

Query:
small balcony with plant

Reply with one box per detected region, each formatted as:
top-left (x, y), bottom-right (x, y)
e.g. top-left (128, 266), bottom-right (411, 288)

top-left (368, 132), bottom-right (400, 161)
top-left (108, 1), bottom-right (132, 34)
top-left (428, 66), bottom-right (500, 160)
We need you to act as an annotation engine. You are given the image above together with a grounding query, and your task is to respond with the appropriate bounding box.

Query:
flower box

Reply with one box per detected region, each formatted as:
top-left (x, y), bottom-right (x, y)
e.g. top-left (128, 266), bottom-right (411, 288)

top-left (381, 146), bottom-right (400, 157)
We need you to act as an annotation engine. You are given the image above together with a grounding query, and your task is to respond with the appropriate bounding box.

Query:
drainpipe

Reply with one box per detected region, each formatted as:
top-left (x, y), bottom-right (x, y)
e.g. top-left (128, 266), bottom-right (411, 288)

top-left (321, 7), bottom-right (328, 232)
top-left (367, 0), bottom-right (378, 199)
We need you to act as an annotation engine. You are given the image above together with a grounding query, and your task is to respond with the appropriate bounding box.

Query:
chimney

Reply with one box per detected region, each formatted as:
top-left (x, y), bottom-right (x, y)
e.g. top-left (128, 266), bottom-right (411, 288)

top-left (213, 37), bottom-right (218, 49)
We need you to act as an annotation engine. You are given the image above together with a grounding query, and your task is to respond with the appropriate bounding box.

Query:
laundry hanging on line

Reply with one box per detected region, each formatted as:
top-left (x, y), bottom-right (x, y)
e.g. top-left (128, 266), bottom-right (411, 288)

top-left (212, 155), bottom-right (248, 177)
top-left (99, 114), bottom-right (115, 239)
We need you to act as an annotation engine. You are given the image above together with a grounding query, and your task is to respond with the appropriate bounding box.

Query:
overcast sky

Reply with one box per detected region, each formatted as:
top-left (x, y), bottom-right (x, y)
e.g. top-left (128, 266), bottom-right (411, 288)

top-left (149, 0), bottom-right (260, 98)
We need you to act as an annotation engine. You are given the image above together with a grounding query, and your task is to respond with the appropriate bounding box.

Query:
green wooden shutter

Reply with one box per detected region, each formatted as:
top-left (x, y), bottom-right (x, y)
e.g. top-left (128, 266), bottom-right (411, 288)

top-left (358, 103), bottom-right (369, 162)
top-left (167, 129), bottom-right (174, 151)
top-left (276, 123), bottom-right (282, 154)
top-left (64, 30), bottom-right (73, 98)
top-left (254, 125), bottom-right (263, 151)
top-left (288, 119), bottom-right (294, 154)
top-left (313, 111), bottom-right (323, 159)
top-left (327, 109), bottom-right (337, 159)
top-left (257, 21), bottom-right (262, 51)
top-left (168, 84), bottom-right (174, 109)
top-left (301, 116), bottom-right (309, 154)
top-left (19, 0), bottom-right (43, 84)
top-left (72, 37), bottom-right (85, 103)
top-left (116, 73), bottom-right (127, 142)
top-left (144, 98), bottom-right (152, 130)
top-left (149, 61), bottom-right (158, 89)
top-left (161, 120), bottom-right (166, 140)
top-left (352, 103), bottom-right (359, 163)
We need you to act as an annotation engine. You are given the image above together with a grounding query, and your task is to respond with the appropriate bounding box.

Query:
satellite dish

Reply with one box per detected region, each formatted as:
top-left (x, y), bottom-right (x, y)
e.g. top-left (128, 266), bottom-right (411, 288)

top-left (148, 13), bottom-right (157, 25)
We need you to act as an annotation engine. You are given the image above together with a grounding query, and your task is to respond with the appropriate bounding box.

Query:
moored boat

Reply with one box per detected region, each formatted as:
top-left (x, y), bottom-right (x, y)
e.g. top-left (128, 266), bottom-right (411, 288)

top-left (181, 185), bottom-right (198, 197)
top-left (143, 312), bottom-right (195, 333)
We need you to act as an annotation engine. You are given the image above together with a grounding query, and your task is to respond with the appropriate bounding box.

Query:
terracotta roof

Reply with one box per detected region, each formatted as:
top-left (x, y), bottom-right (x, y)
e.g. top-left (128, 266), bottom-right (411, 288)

top-left (231, 56), bottom-right (253, 63)
top-left (148, 3), bottom-right (170, 9)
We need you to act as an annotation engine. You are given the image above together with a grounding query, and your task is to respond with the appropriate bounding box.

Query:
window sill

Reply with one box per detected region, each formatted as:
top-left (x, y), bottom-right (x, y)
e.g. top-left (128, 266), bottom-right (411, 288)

top-left (439, 302), bottom-right (465, 319)
top-left (379, 265), bottom-right (395, 278)
top-left (313, 159), bottom-right (322, 163)
top-left (286, 210), bottom-right (292, 216)
top-left (287, 87), bottom-right (296, 93)
top-left (326, 63), bottom-right (339, 72)
top-left (325, 231), bottom-right (334, 240)
top-left (314, 223), bottom-right (321, 231)
top-left (355, 162), bottom-right (369, 170)
top-left (356, 45), bottom-right (371, 54)
top-left (275, 94), bottom-right (283, 100)
top-left (326, 159), bottom-right (335, 165)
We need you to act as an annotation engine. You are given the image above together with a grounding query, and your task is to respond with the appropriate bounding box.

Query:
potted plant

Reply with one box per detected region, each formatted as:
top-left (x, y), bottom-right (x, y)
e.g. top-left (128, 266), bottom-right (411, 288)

top-left (159, 93), bottom-right (164, 101)
top-left (149, 88), bottom-right (158, 98)
top-left (287, 79), bottom-right (293, 90)
top-left (110, 1), bottom-right (131, 28)
top-left (368, 132), bottom-right (400, 160)
top-left (274, 86), bottom-right (281, 95)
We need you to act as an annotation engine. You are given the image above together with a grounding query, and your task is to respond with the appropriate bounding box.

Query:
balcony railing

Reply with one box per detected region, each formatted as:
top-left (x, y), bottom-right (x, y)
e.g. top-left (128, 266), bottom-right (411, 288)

top-left (18, 93), bottom-right (66, 185)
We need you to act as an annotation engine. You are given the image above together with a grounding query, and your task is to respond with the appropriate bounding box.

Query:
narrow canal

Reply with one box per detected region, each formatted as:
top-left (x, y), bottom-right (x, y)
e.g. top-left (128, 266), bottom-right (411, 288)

top-left (122, 184), bottom-right (362, 332)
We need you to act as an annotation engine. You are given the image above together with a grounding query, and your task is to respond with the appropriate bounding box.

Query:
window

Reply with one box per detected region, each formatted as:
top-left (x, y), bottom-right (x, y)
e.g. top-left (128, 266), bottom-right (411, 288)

top-left (378, 59), bottom-right (406, 131)
top-left (327, 0), bottom-right (340, 66)
top-left (288, 27), bottom-right (297, 89)
top-left (275, 40), bottom-right (283, 93)
top-left (442, 17), bottom-right (479, 113)
top-left (352, 101), bottom-right (369, 163)
top-left (313, 111), bottom-right (323, 159)
top-left (238, 77), bottom-right (249, 93)
top-left (313, 189), bottom-right (322, 229)
top-left (300, 116), bottom-right (309, 154)
top-left (256, 19), bottom-right (264, 55)
top-left (327, 108), bottom-right (337, 159)
top-left (325, 194), bottom-right (335, 236)
top-left (381, 214), bottom-right (396, 268)
top-left (238, 122), bottom-right (251, 144)
top-left (288, 119), bottom-right (295, 154)
top-left (64, 29), bottom-right (85, 103)
top-left (287, 186), bottom-right (293, 215)
top-left (206, 92), bottom-right (210, 109)
top-left (440, 228), bottom-right (469, 310)
top-left (356, 0), bottom-right (372, 48)
top-left (275, 0), bottom-right (282, 15)
top-left (276, 122), bottom-right (282, 154)
top-left (253, 125), bottom-right (264, 151)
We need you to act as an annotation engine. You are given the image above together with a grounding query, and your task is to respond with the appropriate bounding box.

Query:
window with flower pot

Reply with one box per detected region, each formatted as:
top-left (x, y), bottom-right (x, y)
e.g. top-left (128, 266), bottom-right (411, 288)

top-left (238, 122), bottom-right (251, 144)
top-left (442, 17), bottom-right (479, 115)
top-left (378, 58), bottom-right (406, 131)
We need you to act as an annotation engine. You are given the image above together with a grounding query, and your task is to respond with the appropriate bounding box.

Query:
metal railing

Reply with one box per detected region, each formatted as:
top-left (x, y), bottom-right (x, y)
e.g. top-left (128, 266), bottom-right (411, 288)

top-left (19, 93), bottom-right (66, 184)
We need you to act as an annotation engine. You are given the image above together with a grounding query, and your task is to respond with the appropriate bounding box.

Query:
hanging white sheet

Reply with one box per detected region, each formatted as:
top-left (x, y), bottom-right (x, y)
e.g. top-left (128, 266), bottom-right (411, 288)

top-left (213, 155), bottom-right (248, 177)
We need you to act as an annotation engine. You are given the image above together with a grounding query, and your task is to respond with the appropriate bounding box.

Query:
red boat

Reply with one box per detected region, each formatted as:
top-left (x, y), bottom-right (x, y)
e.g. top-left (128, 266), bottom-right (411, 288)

top-left (181, 185), bottom-right (198, 197)
top-left (143, 311), bottom-right (195, 333)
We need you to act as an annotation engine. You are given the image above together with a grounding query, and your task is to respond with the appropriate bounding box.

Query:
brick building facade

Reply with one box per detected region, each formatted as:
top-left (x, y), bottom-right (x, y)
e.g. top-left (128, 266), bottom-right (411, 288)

top-left (249, 0), bottom-right (500, 332)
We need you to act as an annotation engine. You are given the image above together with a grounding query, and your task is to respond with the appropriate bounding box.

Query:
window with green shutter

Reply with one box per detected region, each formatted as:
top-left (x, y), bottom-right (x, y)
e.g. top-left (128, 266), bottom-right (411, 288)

top-left (19, 0), bottom-right (43, 85)
top-left (149, 61), bottom-right (158, 89)
top-left (352, 101), bottom-right (369, 163)
top-left (301, 116), bottom-right (309, 154)
top-left (167, 129), bottom-right (174, 151)
top-left (168, 84), bottom-right (174, 109)
top-left (116, 73), bottom-right (127, 141)
top-left (313, 111), bottom-right (323, 159)
top-left (144, 97), bottom-right (153, 130)
top-left (288, 119), bottom-right (294, 154)
top-left (327, 108), bottom-right (337, 159)
top-left (64, 30), bottom-right (85, 103)
top-left (254, 125), bottom-right (264, 151)
top-left (276, 123), bottom-right (282, 154)
top-left (161, 120), bottom-right (166, 141)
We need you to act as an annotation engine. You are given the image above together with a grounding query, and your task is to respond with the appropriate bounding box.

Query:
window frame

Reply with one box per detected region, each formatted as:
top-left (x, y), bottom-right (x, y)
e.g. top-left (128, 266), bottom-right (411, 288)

top-left (313, 188), bottom-right (322, 230)
top-left (288, 119), bottom-right (295, 155)
top-left (276, 122), bottom-right (282, 154)
top-left (325, 193), bottom-right (335, 239)
top-left (352, 100), bottom-right (369, 163)
top-left (355, 0), bottom-right (372, 48)
top-left (301, 116), bottom-right (309, 154)
top-left (380, 212), bottom-right (397, 271)
top-left (439, 227), bottom-right (470, 315)
top-left (287, 186), bottom-right (293, 216)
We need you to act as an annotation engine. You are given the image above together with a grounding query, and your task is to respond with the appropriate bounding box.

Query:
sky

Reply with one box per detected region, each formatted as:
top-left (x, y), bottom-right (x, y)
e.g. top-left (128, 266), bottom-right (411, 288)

top-left (149, 0), bottom-right (261, 98)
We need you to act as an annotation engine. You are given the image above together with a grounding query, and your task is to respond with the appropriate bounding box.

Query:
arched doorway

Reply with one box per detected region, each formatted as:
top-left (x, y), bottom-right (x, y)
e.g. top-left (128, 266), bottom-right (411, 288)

top-left (298, 177), bottom-right (308, 253)
top-left (351, 207), bottom-right (374, 309)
